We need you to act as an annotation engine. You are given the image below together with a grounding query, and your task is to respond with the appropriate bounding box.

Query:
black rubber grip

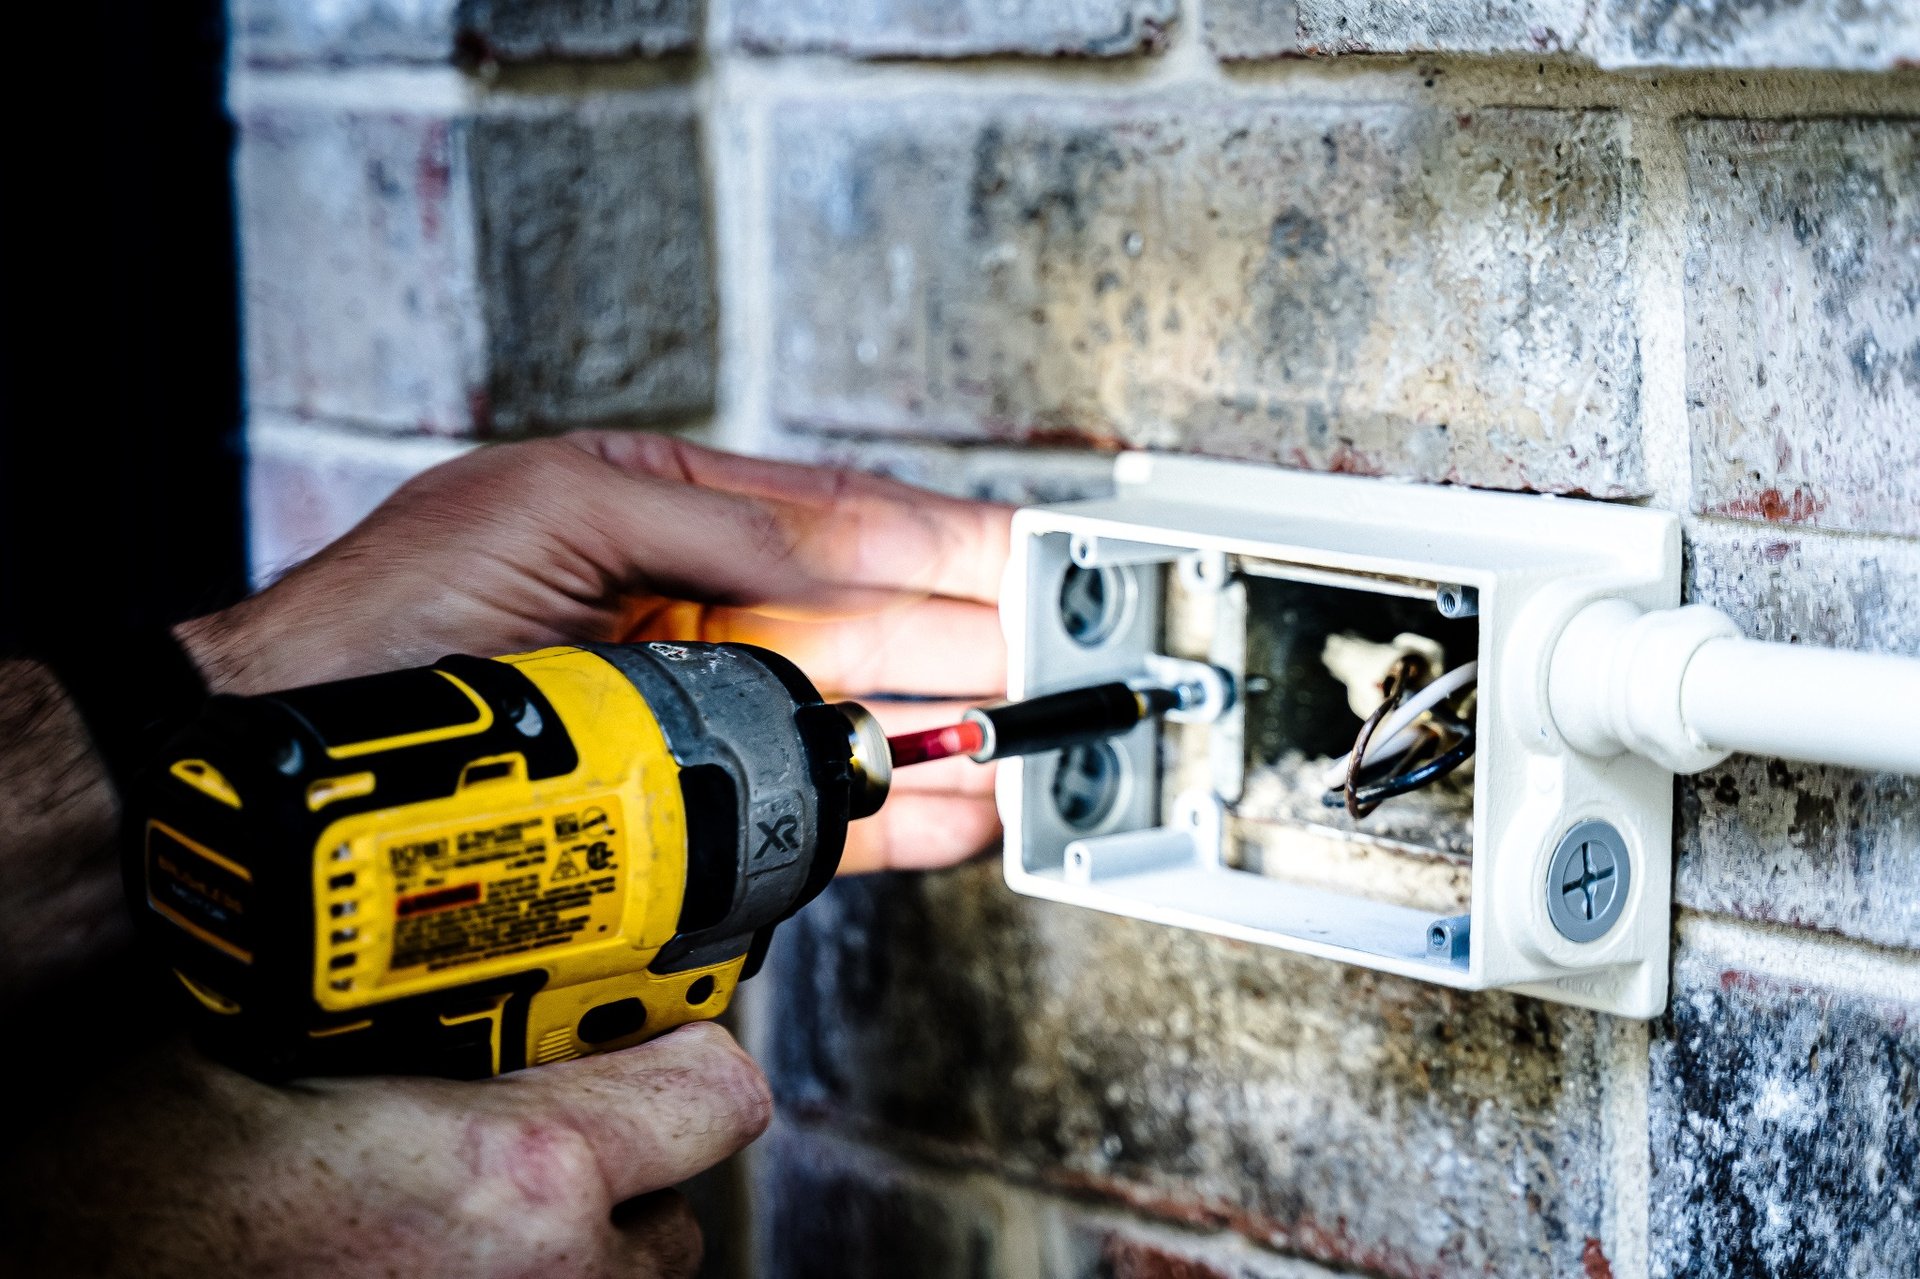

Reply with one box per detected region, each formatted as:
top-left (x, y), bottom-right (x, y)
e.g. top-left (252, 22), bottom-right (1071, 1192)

top-left (976, 682), bottom-right (1157, 760)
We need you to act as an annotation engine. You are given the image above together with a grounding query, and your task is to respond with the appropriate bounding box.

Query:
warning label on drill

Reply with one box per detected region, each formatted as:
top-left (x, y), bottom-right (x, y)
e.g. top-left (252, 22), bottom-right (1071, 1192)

top-left (380, 800), bottom-right (625, 983)
top-left (146, 822), bottom-right (253, 964)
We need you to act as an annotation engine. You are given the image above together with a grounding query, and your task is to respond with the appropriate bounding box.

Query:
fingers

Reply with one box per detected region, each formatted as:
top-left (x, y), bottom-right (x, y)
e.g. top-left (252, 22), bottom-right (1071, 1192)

top-left (568, 432), bottom-right (894, 507)
top-left (490, 1022), bottom-right (771, 1205)
top-left (563, 433), bottom-right (1013, 607)
top-left (666, 600), bottom-right (1006, 699)
top-left (609, 1191), bottom-right (703, 1279)
top-left (841, 792), bottom-right (1002, 874)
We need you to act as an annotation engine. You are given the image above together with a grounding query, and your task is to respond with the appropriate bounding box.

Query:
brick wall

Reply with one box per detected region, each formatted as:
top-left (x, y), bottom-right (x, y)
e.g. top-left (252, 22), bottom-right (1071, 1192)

top-left (235, 4), bottom-right (1920, 1276)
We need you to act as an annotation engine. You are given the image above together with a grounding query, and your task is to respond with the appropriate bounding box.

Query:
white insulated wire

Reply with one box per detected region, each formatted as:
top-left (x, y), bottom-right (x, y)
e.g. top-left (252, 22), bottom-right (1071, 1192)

top-left (1322, 660), bottom-right (1479, 788)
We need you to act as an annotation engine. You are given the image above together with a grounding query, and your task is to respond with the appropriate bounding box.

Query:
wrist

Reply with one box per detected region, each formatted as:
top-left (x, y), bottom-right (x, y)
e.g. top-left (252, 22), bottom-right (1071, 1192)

top-left (174, 599), bottom-right (284, 697)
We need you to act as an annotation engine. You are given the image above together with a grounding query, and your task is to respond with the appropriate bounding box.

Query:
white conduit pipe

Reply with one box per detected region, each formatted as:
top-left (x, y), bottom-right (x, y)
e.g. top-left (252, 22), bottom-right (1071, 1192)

top-left (1548, 600), bottom-right (1920, 776)
top-left (1680, 638), bottom-right (1920, 776)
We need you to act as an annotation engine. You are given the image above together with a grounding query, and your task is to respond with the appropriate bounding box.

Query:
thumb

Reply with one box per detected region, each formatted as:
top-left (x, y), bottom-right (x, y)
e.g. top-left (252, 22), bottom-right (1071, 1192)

top-left (488, 1022), bottom-right (773, 1203)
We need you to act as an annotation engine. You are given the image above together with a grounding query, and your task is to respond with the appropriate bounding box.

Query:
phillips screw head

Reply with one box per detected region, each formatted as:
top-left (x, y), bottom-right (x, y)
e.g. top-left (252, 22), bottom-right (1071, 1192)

top-left (1546, 820), bottom-right (1632, 943)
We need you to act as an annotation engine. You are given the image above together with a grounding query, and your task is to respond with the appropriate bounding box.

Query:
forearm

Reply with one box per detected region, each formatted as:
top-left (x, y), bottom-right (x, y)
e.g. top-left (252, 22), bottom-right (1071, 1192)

top-left (0, 659), bottom-right (126, 1002)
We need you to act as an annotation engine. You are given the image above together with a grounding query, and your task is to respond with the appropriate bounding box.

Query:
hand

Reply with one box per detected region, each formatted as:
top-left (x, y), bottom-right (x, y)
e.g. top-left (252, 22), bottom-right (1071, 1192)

top-left (179, 433), bottom-right (1012, 874)
top-left (3, 1022), bottom-right (769, 1279)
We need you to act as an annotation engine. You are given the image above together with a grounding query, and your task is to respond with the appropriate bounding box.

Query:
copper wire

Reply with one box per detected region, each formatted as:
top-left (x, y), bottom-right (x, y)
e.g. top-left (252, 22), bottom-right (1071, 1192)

top-left (1343, 653), bottom-right (1427, 820)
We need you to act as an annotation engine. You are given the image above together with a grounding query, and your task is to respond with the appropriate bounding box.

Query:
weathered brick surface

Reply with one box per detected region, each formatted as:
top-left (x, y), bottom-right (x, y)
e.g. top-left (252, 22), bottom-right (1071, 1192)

top-left (237, 0), bottom-right (699, 65)
top-left (768, 435), bottom-right (1120, 505)
top-left (1057, 1215), bottom-right (1356, 1278)
top-left (763, 861), bottom-right (1618, 1279)
top-left (240, 92), bottom-right (712, 436)
top-left (1589, 0), bottom-right (1920, 71)
top-left (754, 1121), bottom-right (1349, 1279)
top-left (1203, 0), bottom-right (1298, 59)
top-left (754, 1123), bottom-right (1003, 1279)
top-left (1681, 524), bottom-right (1920, 949)
top-left (1684, 117), bottom-right (1920, 539)
top-left (772, 98), bottom-right (1645, 495)
top-left (466, 99), bottom-right (714, 429)
top-left (1292, 0), bottom-right (1584, 55)
top-left (240, 104), bottom-right (481, 434)
top-left (1650, 942), bottom-right (1920, 1277)
top-left (1211, 0), bottom-right (1920, 66)
top-left (246, 419), bottom-right (468, 584)
top-left (729, 0), bottom-right (1177, 58)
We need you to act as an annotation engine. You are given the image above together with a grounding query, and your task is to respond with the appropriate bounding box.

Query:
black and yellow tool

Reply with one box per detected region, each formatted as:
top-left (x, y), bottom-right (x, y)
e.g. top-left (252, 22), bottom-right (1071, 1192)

top-left (133, 642), bottom-right (894, 1080)
top-left (132, 639), bottom-right (1193, 1080)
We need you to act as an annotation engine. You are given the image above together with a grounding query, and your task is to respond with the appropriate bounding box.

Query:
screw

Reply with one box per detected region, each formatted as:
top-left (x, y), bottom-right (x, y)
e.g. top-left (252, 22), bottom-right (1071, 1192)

top-left (1546, 820), bottom-right (1632, 943)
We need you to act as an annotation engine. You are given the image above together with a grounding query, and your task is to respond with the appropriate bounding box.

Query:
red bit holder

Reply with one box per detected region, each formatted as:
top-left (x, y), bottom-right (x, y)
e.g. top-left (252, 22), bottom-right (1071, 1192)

top-left (886, 720), bottom-right (987, 767)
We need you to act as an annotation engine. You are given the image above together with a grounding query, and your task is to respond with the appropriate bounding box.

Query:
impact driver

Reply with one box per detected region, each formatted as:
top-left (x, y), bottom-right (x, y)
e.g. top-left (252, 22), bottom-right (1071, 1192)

top-left (133, 639), bottom-right (1197, 1079)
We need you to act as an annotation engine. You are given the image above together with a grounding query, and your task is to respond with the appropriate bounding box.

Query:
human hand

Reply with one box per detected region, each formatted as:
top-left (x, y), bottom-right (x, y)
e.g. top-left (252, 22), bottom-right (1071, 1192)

top-left (3, 1021), bottom-right (769, 1279)
top-left (178, 433), bottom-right (1012, 873)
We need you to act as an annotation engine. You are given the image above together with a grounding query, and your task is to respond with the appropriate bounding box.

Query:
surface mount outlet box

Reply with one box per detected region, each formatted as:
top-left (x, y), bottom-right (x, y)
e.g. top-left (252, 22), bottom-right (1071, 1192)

top-left (1000, 453), bottom-right (1682, 1017)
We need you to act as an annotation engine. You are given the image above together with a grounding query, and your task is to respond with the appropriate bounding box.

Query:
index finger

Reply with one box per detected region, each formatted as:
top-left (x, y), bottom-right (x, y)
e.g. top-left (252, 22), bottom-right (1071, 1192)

top-left (570, 433), bottom-right (1013, 606)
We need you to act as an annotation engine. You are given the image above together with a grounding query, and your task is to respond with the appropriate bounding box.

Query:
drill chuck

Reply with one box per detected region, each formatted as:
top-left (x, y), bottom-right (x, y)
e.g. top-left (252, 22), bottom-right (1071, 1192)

top-left (833, 700), bottom-right (892, 820)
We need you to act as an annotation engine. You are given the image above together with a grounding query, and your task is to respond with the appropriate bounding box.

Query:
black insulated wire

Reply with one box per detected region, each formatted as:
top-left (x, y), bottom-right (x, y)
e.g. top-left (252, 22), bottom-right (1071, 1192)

top-left (1329, 652), bottom-right (1477, 818)
top-left (1339, 653), bottom-right (1426, 819)
top-left (1327, 721), bottom-right (1478, 813)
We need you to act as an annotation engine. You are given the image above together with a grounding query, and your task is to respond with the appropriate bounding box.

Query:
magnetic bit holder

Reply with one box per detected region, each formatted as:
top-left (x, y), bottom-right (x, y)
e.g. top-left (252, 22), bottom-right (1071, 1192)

top-left (997, 452), bottom-right (1920, 1021)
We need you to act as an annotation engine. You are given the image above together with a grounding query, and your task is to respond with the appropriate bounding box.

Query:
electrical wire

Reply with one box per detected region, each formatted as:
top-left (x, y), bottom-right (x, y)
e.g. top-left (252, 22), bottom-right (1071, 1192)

top-left (1324, 655), bottom-right (1478, 818)
top-left (1321, 659), bottom-right (1480, 789)
top-left (1338, 654), bottom-right (1424, 819)
top-left (1326, 722), bottom-right (1477, 813)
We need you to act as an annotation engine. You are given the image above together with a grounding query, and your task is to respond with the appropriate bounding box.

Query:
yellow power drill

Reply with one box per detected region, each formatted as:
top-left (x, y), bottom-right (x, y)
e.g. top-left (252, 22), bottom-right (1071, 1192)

top-left (132, 640), bottom-right (1186, 1080)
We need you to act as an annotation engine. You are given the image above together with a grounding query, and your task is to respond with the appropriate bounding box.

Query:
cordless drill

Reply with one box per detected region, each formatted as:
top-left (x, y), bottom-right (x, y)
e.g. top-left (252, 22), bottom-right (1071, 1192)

top-left (133, 640), bottom-right (1189, 1080)
top-left (134, 642), bottom-right (890, 1080)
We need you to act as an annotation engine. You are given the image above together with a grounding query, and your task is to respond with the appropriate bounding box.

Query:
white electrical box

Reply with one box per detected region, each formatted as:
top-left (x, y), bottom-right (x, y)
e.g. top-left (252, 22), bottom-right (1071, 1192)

top-left (999, 453), bottom-right (1682, 1017)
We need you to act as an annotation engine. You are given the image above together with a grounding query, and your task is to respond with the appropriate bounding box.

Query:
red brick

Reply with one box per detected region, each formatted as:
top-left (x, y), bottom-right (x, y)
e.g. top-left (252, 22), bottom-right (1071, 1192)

top-left (772, 97), bottom-right (1644, 496)
top-left (730, 0), bottom-right (1176, 57)
top-left (761, 861), bottom-right (1617, 1279)
top-left (1683, 118), bottom-right (1920, 539)
top-left (1651, 939), bottom-right (1920, 1277)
